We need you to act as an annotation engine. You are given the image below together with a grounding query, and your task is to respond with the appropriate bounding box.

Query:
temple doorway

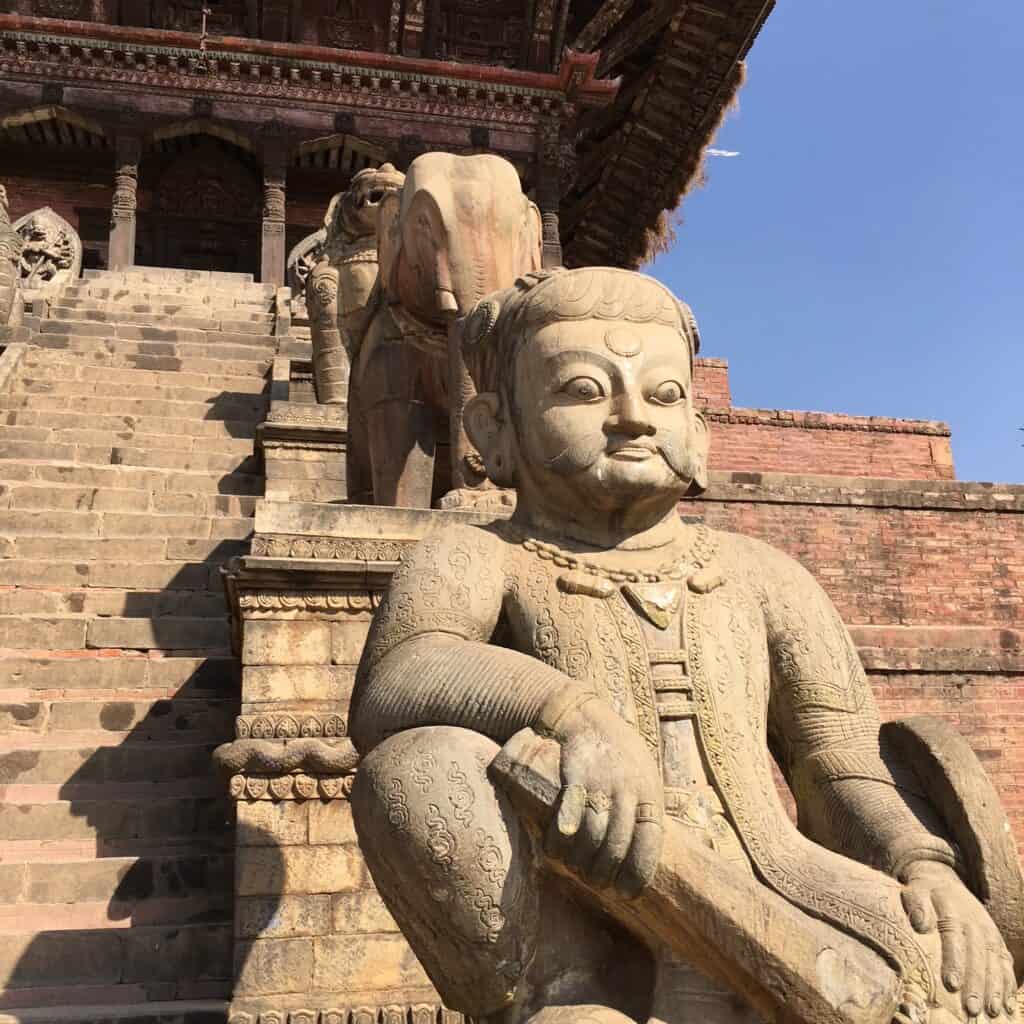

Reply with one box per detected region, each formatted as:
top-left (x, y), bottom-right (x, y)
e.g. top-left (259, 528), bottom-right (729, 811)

top-left (135, 134), bottom-right (262, 276)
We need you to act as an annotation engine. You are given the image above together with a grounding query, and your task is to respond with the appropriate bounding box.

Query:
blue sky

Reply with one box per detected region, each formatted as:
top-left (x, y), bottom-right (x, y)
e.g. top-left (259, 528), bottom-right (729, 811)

top-left (647, 2), bottom-right (1023, 484)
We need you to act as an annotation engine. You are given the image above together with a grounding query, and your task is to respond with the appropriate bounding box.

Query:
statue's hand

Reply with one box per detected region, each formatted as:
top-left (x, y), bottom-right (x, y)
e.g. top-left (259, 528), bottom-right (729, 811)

top-left (543, 699), bottom-right (664, 900)
top-left (901, 860), bottom-right (1017, 1020)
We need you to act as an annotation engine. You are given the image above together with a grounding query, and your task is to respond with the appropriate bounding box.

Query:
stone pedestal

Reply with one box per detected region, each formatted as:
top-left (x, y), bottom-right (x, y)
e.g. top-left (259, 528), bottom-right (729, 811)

top-left (220, 502), bottom-right (501, 1024)
top-left (259, 354), bottom-right (350, 505)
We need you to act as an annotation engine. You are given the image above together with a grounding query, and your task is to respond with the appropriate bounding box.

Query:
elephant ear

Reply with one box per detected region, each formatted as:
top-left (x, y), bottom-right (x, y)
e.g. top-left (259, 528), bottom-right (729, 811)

top-left (375, 189), bottom-right (404, 301)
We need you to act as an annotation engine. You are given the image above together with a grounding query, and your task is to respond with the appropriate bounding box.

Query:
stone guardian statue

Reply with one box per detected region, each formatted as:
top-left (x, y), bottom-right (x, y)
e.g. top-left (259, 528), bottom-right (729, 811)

top-left (348, 267), bottom-right (1023, 1024)
top-left (307, 162), bottom-right (406, 406)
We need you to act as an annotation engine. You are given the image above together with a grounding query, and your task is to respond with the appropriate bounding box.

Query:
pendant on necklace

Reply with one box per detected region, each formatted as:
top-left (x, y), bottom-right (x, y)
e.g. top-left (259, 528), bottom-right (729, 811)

top-left (621, 581), bottom-right (682, 630)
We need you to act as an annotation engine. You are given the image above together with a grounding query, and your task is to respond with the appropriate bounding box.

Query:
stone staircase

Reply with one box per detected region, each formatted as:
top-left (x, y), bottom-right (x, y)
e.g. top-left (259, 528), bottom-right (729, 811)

top-left (0, 268), bottom-right (275, 1023)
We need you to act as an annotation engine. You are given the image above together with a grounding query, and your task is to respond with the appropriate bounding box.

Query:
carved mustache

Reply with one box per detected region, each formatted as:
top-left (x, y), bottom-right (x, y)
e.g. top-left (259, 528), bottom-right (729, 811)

top-left (542, 432), bottom-right (696, 484)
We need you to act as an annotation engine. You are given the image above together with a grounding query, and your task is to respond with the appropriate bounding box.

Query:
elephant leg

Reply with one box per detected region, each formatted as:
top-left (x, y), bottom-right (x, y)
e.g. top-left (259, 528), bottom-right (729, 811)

top-left (366, 397), bottom-right (437, 508)
top-left (344, 378), bottom-right (374, 505)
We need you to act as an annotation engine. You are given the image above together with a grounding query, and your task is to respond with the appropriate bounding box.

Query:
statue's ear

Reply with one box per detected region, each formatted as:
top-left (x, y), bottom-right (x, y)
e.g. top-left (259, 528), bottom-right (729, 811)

top-left (375, 189), bottom-right (403, 295)
top-left (465, 392), bottom-right (515, 487)
top-left (685, 412), bottom-right (710, 497)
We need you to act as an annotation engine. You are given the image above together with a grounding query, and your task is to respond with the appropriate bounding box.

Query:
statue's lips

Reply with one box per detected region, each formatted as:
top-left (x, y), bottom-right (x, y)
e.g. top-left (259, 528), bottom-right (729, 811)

top-left (607, 443), bottom-right (658, 461)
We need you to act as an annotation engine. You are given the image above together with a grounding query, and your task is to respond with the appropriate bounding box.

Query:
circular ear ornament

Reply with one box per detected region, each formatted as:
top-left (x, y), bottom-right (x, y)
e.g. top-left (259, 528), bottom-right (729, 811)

top-left (461, 297), bottom-right (502, 351)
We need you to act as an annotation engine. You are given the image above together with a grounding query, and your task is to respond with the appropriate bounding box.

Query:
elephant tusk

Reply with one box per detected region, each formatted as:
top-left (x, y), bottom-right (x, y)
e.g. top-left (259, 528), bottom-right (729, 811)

top-left (436, 287), bottom-right (459, 315)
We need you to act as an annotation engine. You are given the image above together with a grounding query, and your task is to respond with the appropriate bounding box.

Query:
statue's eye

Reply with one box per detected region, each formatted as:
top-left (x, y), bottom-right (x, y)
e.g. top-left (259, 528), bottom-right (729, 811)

top-left (651, 380), bottom-right (685, 405)
top-left (562, 377), bottom-right (605, 401)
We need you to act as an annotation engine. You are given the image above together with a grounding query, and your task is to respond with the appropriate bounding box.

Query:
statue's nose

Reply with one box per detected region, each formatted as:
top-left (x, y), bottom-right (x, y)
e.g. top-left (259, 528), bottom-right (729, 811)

top-left (607, 391), bottom-right (656, 437)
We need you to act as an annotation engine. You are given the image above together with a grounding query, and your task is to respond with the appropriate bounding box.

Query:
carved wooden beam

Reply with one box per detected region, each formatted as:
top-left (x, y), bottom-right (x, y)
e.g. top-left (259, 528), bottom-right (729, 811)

top-left (571, 0), bottom-right (648, 53)
top-left (596, 0), bottom-right (677, 75)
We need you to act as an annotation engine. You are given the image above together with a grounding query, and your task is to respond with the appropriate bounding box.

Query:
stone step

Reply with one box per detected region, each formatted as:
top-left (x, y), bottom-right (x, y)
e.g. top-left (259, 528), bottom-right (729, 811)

top-left (0, 425), bottom-right (256, 458)
top-left (0, 588), bottom-right (227, 619)
top-left (37, 322), bottom-right (277, 353)
top-left (85, 265), bottom-right (257, 285)
top-left (50, 304), bottom-right (275, 328)
top-left (62, 284), bottom-right (274, 311)
top-left (0, 440), bottom-right (256, 475)
top-left (0, 694), bottom-right (235, 739)
top-left (20, 357), bottom-right (272, 395)
top-left (13, 376), bottom-right (270, 413)
top-left (0, 561), bottom-right (220, 591)
top-left (0, 508), bottom-right (252, 540)
top-left (2, 482), bottom-right (258, 516)
top-left (4, 410), bottom-right (259, 442)
top-left (0, 461), bottom-right (264, 497)
top-left (0, 615), bottom-right (232, 651)
top-left (0, 655), bottom-right (239, 694)
top-left (20, 346), bottom-right (274, 380)
top-left (0, 739), bottom-right (221, 785)
top-left (0, 997), bottom-right (228, 1023)
top-left (68, 282), bottom-right (273, 304)
top-left (0, 923), bottom-right (231, 1008)
top-left (0, 393), bottom-right (267, 425)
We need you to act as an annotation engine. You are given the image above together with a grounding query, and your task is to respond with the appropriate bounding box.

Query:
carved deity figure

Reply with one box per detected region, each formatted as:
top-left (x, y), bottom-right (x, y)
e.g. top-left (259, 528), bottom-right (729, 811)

top-left (306, 163), bottom-right (405, 406)
top-left (349, 268), bottom-right (1023, 1024)
top-left (0, 185), bottom-right (24, 327)
top-left (13, 207), bottom-right (80, 293)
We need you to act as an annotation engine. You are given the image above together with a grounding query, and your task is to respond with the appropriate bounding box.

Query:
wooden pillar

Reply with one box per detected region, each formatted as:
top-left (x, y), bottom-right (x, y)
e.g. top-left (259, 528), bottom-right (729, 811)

top-left (108, 136), bottom-right (141, 271)
top-left (260, 151), bottom-right (287, 286)
top-left (537, 120), bottom-right (572, 268)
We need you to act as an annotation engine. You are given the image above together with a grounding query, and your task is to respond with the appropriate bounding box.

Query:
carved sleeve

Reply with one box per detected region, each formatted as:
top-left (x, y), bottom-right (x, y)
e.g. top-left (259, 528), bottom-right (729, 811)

top-left (348, 525), bottom-right (576, 755)
top-left (756, 540), bottom-right (958, 879)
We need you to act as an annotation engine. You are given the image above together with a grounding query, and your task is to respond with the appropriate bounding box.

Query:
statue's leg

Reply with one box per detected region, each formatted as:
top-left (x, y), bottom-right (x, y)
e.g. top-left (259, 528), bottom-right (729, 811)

top-left (360, 342), bottom-right (437, 508)
top-left (351, 727), bottom-right (652, 1022)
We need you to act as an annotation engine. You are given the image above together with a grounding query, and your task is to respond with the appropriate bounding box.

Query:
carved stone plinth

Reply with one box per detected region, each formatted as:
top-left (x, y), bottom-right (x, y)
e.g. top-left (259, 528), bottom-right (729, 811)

top-left (260, 355), bottom-right (349, 505)
top-left (219, 502), bottom-right (504, 1022)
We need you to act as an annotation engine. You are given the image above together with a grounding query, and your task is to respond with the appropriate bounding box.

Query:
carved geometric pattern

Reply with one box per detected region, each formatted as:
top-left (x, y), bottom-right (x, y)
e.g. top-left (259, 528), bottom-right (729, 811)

top-left (250, 535), bottom-right (414, 562)
top-left (238, 591), bottom-right (379, 614)
top-left (236, 712), bottom-right (347, 739)
top-left (228, 772), bottom-right (355, 801)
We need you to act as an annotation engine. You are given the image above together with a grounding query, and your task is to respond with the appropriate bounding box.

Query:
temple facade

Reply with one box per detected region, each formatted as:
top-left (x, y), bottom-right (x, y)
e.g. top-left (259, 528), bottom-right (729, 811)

top-left (0, 2), bottom-right (1021, 1024)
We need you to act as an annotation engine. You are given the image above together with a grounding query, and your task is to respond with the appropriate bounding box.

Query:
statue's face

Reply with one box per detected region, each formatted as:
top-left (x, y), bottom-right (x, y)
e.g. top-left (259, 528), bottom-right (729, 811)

top-left (510, 317), bottom-right (706, 512)
top-left (342, 173), bottom-right (401, 238)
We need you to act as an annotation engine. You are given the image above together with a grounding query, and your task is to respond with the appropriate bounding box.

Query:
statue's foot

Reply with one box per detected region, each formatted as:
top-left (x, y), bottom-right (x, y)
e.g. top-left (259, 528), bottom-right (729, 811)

top-left (437, 486), bottom-right (516, 513)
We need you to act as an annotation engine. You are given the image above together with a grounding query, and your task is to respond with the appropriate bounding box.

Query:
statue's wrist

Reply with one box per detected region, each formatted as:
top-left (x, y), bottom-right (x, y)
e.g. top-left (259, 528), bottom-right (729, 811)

top-left (535, 685), bottom-right (598, 739)
top-left (887, 837), bottom-right (961, 883)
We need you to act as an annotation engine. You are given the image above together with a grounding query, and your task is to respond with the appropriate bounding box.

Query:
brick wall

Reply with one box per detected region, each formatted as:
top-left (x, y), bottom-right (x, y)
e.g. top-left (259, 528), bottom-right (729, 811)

top-left (693, 472), bottom-right (1024, 861)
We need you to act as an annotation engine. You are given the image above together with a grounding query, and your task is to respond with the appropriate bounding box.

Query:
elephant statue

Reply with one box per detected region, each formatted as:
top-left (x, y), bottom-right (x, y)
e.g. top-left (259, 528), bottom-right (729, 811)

top-left (344, 152), bottom-right (542, 508)
top-left (306, 163), bottom-right (405, 405)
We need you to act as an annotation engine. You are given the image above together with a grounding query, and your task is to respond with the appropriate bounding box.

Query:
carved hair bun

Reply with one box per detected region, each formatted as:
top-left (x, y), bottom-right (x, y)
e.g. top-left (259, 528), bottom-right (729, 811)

top-left (462, 297), bottom-right (501, 350)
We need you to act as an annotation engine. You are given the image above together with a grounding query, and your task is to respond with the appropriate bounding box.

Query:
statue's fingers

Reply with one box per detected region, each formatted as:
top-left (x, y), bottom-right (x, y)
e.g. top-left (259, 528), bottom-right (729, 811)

top-left (998, 953), bottom-right (1016, 1017)
top-left (963, 922), bottom-right (987, 1019)
top-left (546, 782), bottom-right (586, 862)
top-left (933, 889), bottom-right (966, 992)
top-left (902, 884), bottom-right (937, 934)
top-left (566, 791), bottom-right (612, 874)
top-left (987, 947), bottom-right (1004, 1018)
top-left (588, 791), bottom-right (636, 890)
top-left (615, 815), bottom-right (662, 901)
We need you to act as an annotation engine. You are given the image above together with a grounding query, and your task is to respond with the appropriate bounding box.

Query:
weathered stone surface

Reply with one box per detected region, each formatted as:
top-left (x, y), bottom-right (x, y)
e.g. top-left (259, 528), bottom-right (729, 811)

top-left (236, 895), bottom-right (332, 939)
top-left (242, 621), bottom-right (332, 666)
top-left (330, 891), bottom-right (398, 935)
top-left (311, 934), bottom-right (430, 992)
top-left (237, 800), bottom-right (309, 846)
top-left (307, 800), bottom-right (357, 845)
top-left (242, 666), bottom-right (353, 704)
top-left (233, 937), bottom-right (313, 995)
top-left (236, 845), bottom-right (366, 896)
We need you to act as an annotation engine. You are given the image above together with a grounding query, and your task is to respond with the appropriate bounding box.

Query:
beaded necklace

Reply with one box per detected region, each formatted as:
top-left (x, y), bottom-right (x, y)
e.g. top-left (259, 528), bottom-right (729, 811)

top-left (516, 521), bottom-right (713, 584)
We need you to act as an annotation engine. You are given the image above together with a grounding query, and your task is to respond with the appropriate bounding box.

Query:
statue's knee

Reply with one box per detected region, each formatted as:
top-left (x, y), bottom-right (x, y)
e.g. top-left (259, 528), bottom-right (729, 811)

top-left (351, 727), bottom-right (540, 1017)
top-left (525, 1006), bottom-right (636, 1024)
